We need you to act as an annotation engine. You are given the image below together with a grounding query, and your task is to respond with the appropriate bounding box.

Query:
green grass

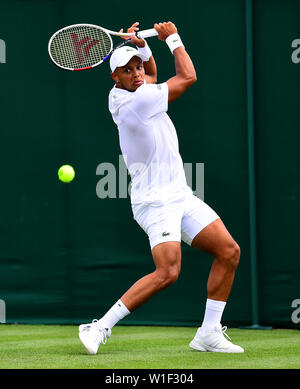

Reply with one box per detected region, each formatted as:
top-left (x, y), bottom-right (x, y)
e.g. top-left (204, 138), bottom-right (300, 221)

top-left (0, 325), bottom-right (299, 369)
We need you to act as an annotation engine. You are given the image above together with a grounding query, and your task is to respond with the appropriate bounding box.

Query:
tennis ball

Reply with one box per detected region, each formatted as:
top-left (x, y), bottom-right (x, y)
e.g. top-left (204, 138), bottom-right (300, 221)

top-left (58, 165), bottom-right (75, 183)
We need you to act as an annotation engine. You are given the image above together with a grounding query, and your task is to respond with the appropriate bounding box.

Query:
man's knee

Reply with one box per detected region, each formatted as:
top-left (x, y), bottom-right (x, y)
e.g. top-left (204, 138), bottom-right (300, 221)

top-left (155, 266), bottom-right (180, 290)
top-left (152, 242), bottom-right (181, 289)
top-left (216, 241), bottom-right (241, 269)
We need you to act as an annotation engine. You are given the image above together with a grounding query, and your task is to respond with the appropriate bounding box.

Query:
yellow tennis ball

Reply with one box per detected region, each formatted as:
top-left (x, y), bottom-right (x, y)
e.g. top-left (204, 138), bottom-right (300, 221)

top-left (58, 165), bottom-right (75, 183)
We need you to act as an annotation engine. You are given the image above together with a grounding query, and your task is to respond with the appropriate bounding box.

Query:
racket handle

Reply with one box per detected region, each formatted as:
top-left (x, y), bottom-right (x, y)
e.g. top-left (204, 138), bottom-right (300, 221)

top-left (137, 28), bottom-right (158, 39)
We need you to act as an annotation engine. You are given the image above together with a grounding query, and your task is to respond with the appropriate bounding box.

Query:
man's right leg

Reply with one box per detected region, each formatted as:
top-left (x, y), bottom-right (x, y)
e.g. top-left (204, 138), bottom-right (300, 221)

top-left (79, 241), bottom-right (181, 354)
top-left (120, 241), bottom-right (181, 311)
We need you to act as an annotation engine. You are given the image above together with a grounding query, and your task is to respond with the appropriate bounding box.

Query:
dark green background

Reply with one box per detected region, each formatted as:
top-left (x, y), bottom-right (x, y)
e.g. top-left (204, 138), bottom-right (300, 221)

top-left (0, 0), bottom-right (299, 328)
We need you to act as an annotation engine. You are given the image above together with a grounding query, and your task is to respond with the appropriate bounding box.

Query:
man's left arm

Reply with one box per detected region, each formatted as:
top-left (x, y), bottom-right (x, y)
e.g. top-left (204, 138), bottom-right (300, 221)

top-left (139, 50), bottom-right (157, 84)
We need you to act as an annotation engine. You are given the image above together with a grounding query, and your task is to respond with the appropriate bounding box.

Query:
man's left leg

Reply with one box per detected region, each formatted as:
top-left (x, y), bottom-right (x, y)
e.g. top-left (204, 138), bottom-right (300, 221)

top-left (192, 218), bottom-right (240, 302)
top-left (188, 218), bottom-right (244, 353)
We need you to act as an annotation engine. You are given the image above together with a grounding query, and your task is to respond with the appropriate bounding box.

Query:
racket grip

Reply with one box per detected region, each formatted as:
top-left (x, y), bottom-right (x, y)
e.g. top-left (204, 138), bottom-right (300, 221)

top-left (137, 28), bottom-right (158, 39)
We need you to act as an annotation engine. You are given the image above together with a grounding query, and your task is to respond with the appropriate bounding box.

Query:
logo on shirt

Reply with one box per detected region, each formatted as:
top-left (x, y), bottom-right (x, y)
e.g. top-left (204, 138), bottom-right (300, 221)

top-left (162, 232), bottom-right (170, 237)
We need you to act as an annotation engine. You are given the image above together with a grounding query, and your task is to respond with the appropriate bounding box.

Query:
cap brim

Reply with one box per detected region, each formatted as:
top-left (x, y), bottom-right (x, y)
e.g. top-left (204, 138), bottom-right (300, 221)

top-left (116, 52), bottom-right (149, 68)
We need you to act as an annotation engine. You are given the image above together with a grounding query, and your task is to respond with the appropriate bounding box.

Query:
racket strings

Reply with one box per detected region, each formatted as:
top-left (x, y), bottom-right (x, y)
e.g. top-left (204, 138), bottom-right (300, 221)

top-left (50, 26), bottom-right (112, 69)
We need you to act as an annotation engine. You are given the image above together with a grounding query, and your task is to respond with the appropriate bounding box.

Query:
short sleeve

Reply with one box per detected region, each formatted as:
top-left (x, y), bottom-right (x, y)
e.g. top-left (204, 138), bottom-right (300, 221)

top-left (129, 83), bottom-right (169, 120)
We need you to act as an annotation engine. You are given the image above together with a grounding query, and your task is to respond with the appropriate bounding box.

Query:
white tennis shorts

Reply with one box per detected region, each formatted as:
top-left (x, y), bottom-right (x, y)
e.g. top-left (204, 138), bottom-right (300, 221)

top-left (132, 189), bottom-right (220, 250)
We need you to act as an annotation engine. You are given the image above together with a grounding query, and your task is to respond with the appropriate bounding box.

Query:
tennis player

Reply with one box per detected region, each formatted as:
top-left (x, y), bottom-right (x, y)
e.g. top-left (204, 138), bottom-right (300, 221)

top-left (79, 21), bottom-right (244, 354)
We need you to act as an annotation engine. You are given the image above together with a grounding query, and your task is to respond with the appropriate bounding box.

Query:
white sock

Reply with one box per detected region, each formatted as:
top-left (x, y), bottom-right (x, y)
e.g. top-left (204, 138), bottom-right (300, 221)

top-left (201, 298), bottom-right (226, 331)
top-left (98, 299), bottom-right (130, 329)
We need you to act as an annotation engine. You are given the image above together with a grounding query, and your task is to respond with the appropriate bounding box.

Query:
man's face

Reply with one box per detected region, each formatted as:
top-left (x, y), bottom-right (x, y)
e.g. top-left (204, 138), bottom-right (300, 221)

top-left (111, 56), bottom-right (145, 92)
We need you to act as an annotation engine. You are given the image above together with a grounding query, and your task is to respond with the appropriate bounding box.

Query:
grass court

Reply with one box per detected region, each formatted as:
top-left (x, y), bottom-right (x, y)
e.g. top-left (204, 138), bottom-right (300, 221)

top-left (0, 325), bottom-right (299, 369)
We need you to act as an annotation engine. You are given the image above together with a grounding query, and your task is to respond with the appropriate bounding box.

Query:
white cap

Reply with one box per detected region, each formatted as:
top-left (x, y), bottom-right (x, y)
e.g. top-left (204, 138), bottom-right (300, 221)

top-left (110, 46), bottom-right (148, 72)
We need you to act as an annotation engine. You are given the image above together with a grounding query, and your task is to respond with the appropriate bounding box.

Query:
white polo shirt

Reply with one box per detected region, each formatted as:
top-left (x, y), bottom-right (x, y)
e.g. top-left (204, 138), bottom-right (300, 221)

top-left (108, 82), bottom-right (189, 204)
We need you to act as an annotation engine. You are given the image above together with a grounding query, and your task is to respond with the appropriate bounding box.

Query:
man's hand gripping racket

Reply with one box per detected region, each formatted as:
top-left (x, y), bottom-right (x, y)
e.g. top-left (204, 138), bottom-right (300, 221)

top-left (48, 22), bottom-right (158, 71)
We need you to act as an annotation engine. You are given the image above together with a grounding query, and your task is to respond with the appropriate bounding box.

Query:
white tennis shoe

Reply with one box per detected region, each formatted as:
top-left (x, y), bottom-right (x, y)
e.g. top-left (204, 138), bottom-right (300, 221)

top-left (79, 319), bottom-right (111, 355)
top-left (189, 324), bottom-right (244, 353)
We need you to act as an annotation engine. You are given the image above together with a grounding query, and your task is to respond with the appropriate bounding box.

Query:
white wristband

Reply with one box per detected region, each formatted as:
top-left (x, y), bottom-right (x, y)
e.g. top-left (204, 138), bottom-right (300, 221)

top-left (165, 33), bottom-right (184, 54)
top-left (137, 41), bottom-right (152, 61)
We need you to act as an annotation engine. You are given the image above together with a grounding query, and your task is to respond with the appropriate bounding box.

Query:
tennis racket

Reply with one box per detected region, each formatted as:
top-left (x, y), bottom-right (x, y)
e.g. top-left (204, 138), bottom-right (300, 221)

top-left (48, 23), bottom-right (158, 71)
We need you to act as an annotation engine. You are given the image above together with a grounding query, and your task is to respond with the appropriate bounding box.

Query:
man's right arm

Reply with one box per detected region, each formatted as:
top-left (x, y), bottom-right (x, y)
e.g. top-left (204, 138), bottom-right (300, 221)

top-left (154, 22), bottom-right (197, 102)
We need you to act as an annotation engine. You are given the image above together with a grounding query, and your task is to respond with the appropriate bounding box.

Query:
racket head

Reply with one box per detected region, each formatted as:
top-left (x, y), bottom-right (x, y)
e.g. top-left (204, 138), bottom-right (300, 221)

top-left (48, 24), bottom-right (113, 71)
